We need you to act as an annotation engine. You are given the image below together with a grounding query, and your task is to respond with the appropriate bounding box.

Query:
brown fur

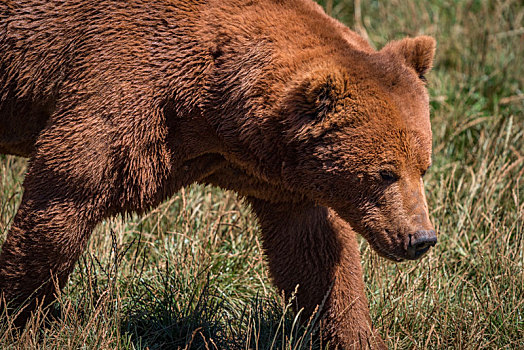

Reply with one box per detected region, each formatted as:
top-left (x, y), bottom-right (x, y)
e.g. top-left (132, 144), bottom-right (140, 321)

top-left (0, 0), bottom-right (436, 348)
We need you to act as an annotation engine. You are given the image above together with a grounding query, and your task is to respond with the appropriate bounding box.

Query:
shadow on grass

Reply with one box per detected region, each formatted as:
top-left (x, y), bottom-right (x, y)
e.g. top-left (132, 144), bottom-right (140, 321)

top-left (121, 273), bottom-right (324, 350)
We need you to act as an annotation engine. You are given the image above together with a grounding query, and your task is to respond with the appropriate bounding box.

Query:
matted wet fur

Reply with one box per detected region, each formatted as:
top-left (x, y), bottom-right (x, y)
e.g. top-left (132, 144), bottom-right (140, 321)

top-left (0, 0), bottom-right (436, 348)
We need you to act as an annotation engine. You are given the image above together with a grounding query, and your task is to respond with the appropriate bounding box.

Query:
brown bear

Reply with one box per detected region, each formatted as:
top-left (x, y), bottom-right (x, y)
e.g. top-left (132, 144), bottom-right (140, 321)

top-left (0, 0), bottom-right (437, 348)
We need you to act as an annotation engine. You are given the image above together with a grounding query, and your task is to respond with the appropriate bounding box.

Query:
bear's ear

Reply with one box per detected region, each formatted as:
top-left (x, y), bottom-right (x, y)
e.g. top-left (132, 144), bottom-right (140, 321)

top-left (383, 36), bottom-right (436, 79)
top-left (292, 69), bottom-right (348, 120)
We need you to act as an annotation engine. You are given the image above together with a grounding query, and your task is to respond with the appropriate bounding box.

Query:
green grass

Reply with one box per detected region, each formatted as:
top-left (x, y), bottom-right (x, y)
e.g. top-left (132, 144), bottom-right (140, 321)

top-left (1, 0), bottom-right (523, 348)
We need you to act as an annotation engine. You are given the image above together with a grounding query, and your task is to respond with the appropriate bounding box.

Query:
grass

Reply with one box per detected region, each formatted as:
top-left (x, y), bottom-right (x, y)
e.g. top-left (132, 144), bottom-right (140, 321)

top-left (1, 0), bottom-right (523, 348)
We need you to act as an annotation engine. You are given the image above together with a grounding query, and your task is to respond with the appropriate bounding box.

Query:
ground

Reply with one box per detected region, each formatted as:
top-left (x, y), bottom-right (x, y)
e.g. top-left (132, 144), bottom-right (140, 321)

top-left (0, 0), bottom-right (523, 348)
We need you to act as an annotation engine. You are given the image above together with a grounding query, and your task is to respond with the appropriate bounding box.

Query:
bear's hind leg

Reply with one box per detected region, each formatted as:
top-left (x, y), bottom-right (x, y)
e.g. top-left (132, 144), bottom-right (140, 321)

top-left (0, 102), bottom-right (171, 324)
top-left (0, 176), bottom-right (104, 322)
top-left (0, 133), bottom-right (117, 323)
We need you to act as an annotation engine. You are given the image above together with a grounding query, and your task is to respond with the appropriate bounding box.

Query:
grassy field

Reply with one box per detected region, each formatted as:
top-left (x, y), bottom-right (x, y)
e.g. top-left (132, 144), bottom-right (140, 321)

top-left (1, 0), bottom-right (523, 348)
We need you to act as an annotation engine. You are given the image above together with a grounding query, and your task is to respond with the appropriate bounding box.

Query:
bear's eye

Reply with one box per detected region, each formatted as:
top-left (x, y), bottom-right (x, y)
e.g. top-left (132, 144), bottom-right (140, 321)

top-left (379, 170), bottom-right (399, 183)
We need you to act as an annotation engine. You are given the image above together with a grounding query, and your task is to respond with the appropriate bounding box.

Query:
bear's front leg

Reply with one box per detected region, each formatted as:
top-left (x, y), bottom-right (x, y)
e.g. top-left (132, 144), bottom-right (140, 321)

top-left (249, 199), bottom-right (386, 349)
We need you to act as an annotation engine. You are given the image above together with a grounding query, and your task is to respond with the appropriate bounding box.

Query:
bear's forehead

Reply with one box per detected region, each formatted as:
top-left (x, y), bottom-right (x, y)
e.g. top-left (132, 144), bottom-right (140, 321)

top-left (346, 125), bottom-right (432, 169)
top-left (389, 84), bottom-right (430, 134)
top-left (375, 60), bottom-right (431, 133)
top-left (358, 68), bottom-right (432, 148)
top-left (356, 54), bottom-right (429, 108)
top-left (341, 62), bottom-right (430, 126)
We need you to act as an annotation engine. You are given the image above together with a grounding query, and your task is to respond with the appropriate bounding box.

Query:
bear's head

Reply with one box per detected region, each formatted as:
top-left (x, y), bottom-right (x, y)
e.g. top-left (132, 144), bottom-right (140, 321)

top-left (280, 36), bottom-right (437, 261)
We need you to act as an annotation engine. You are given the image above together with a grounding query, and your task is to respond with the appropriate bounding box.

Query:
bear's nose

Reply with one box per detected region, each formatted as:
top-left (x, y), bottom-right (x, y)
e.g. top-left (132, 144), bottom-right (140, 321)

top-left (407, 230), bottom-right (437, 259)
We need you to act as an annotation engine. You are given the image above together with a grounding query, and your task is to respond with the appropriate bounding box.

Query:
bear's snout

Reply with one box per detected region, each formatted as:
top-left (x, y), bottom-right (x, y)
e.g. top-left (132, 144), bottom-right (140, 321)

top-left (407, 229), bottom-right (437, 259)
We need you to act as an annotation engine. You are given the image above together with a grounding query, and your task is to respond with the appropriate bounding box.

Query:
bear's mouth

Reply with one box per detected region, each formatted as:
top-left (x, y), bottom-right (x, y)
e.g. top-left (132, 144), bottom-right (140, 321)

top-left (369, 231), bottom-right (433, 262)
top-left (374, 248), bottom-right (405, 262)
top-left (366, 228), bottom-right (435, 262)
top-left (366, 235), bottom-right (405, 262)
top-left (407, 245), bottom-right (431, 260)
